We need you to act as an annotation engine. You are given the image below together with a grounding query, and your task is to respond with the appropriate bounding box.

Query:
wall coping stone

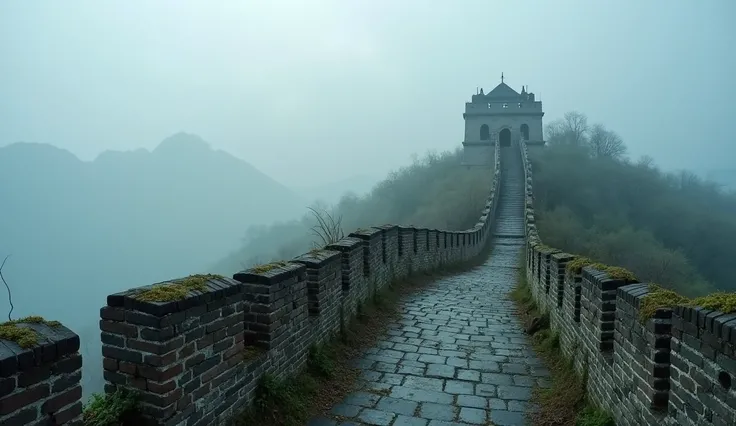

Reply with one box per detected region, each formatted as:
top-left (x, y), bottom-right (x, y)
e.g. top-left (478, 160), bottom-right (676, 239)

top-left (0, 323), bottom-right (79, 376)
top-left (234, 262), bottom-right (306, 285)
top-left (106, 275), bottom-right (242, 316)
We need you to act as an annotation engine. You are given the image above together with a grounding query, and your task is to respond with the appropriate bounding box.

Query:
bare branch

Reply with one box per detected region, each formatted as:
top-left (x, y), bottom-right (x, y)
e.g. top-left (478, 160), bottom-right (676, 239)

top-left (0, 255), bottom-right (14, 321)
top-left (588, 123), bottom-right (627, 159)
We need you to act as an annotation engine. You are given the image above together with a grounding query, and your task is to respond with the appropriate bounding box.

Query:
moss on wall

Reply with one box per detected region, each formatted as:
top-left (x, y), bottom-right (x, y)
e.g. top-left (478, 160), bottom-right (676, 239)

top-left (0, 316), bottom-right (61, 348)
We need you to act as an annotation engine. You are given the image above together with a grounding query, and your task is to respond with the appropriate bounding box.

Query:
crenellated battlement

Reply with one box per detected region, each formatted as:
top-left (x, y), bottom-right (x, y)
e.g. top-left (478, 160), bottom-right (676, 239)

top-left (519, 140), bottom-right (736, 426)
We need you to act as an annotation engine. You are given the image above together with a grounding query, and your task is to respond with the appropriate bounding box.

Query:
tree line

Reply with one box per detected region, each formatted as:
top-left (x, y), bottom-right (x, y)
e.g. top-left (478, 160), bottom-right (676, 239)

top-left (532, 111), bottom-right (736, 296)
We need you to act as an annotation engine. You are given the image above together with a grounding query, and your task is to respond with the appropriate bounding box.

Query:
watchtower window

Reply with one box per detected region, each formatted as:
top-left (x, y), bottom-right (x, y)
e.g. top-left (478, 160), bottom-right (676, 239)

top-left (502, 103), bottom-right (508, 109)
top-left (487, 103), bottom-right (491, 109)
top-left (518, 103), bottom-right (523, 108)
top-left (480, 124), bottom-right (490, 141)
top-left (520, 123), bottom-right (530, 140)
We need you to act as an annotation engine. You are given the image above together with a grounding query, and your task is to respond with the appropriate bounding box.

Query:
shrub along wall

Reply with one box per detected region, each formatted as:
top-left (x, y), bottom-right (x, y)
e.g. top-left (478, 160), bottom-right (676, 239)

top-left (520, 140), bottom-right (736, 426)
top-left (0, 139), bottom-right (502, 426)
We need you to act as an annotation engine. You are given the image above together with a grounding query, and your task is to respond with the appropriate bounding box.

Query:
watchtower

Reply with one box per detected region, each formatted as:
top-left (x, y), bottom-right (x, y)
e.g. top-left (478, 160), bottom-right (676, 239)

top-left (462, 73), bottom-right (545, 166)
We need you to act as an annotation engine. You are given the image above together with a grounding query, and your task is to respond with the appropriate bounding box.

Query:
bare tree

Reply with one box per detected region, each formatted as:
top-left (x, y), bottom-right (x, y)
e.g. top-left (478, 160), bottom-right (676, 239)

top-left (637, 155), bottom-right (655, 169)
top-left (588, 124), bottom-right (627, 159)
top-left (545, 111), bottom-right (590, 146)
top-left (563, 111), bottom-right (589, 145)
top-left (307, 206), bottom-right (345, 248)
top-left (1, 255), bottom-right (14, 321)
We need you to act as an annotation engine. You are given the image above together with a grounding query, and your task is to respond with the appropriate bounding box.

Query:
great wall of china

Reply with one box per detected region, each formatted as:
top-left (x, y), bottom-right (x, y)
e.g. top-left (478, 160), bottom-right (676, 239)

top-left (1, 135), bottom-right (735, 425)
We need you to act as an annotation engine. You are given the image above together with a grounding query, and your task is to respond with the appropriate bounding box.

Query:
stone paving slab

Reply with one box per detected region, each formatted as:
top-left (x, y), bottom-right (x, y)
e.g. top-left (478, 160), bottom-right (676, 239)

top-left (307, 147), bottom-right (544, 425)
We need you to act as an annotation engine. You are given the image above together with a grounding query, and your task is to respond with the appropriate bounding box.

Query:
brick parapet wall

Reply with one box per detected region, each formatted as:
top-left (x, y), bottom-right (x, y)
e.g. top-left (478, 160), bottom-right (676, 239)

top-left (62, 136), bottom-right (503, 426)
top-left (519, 140), bottom-right (736, 426)
top-left (0, 324), bottom-right (83, 426)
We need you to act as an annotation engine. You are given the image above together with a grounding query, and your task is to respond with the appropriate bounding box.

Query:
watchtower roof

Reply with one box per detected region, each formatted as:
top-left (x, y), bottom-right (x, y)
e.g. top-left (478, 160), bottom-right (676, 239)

top-left (486, 82), bottom-right (520, 99)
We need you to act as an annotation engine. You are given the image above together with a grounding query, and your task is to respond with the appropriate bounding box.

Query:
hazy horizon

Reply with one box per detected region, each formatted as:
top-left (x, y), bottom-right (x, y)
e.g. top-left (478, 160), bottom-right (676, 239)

top-left (2, 1), bottom-right (735, 188)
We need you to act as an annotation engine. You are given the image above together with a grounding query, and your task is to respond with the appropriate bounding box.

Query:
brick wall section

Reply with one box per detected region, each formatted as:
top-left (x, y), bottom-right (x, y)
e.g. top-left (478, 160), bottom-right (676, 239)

top-left (397, 226), bottom-right (416, 279)
top-left (667, 306), bottom-right (736, 425)
top-left (519, 140), bottom-right (736, 426)
top-left (326, 237), bottom-right (365, 319)
top-left (615, 284), bottom-right (671, 422)
top-left (101, 275), bottom-right (247, 425)
top-left (292, 249), bottom-right (342, 346)
top-left (0, 323), bottom-right (82, 426)
top-left (547, 252), bottom-right (574, 331)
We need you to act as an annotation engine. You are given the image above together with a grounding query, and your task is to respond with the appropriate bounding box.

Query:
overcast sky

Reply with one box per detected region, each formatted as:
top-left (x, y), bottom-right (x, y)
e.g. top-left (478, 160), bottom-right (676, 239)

top-left (1, 1), bottom-right (734, 187)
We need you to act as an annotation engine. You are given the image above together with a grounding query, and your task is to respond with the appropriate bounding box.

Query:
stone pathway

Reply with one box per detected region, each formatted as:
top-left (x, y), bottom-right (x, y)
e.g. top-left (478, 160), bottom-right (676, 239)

top-left (308, 146), bottom-right (545, 426)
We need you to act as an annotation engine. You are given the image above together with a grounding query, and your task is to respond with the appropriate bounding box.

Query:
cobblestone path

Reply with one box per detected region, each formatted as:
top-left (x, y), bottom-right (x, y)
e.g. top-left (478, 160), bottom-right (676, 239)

top-left (308, 146), bottom-right (546, 426)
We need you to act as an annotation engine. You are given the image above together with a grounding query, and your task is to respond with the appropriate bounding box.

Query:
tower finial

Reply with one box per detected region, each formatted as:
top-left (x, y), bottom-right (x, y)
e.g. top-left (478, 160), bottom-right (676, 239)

top-left (501, 72), bottom-right (504, 84)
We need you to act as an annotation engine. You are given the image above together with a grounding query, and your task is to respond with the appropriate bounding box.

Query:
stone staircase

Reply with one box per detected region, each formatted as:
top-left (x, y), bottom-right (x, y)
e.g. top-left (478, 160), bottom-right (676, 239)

top-left (494, 142), bottom-right (526, 241)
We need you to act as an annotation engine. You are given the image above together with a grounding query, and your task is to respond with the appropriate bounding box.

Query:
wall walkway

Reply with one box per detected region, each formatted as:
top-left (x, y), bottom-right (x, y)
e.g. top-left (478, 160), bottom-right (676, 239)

top-left (308, 144), bottom-right (546, 426)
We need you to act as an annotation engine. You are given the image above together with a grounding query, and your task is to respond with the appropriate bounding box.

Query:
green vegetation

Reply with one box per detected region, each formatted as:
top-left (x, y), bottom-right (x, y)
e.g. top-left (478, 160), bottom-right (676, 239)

top-left (563, 256), bottom-right (637, 282)
top-left (133, 273), bottom-right (223, 302)
top-left (0, 315), bottom-right (61, 348)
top-left (534, 111), bottom-right (736, 297)
top-left (639, 284), bottom-right (736, 322)
top-left (511, 268), bottom-right (614, 426)
top-left (566, 257), bottom-right (594, 274)
top-left (212, 149), bottom-right (493, 274)
top-left (82, 388), bottom-right (140, 426)
top-left (639, 284), bottom-right (689, 322)
top-left (691, 292), bottom-right (736, 313)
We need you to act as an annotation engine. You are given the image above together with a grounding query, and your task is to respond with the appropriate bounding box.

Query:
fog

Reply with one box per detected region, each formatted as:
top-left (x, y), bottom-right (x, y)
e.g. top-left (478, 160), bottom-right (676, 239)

top-left (0, 0), bottom-right (733, 399)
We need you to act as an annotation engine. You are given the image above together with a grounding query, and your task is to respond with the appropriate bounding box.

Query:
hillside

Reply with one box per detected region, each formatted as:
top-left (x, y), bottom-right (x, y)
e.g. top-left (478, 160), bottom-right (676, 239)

top-left (291, 174), bottom-right (380, 206)
top-left (0, 133), bottom-right (306, 395)
top-left (530, 112), bottom-right (736, 297)
top-left (211, 148), bottom-right (493, 275)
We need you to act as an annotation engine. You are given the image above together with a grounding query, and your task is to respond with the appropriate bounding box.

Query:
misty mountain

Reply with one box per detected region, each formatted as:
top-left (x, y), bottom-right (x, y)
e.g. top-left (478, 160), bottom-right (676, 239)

top-left (292, 174), bottom-right (380, 205)
top-left (0, 132), bottom-right (305, 395)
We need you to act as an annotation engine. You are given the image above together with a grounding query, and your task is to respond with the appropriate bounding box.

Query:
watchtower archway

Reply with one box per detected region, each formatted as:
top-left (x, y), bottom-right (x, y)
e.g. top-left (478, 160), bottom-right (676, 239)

top-left (499, 128), bottom-right (511, 147)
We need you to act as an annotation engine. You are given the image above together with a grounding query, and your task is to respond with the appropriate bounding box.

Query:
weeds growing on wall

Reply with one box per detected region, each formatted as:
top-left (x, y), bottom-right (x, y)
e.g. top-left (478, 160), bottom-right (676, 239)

top-left (511, 268), bottom-right (615, 426)
top-left (82, 388), bottom-right (141, 426)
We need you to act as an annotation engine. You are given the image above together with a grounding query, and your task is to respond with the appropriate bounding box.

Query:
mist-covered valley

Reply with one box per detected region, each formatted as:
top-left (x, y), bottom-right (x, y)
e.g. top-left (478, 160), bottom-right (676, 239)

top-left (0, 132), bottom-right (313, 395)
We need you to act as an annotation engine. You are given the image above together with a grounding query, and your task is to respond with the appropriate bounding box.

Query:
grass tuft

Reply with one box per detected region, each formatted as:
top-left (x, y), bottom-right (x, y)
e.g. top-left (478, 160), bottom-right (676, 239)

top-left (83, 388), bottom-right (140, 426)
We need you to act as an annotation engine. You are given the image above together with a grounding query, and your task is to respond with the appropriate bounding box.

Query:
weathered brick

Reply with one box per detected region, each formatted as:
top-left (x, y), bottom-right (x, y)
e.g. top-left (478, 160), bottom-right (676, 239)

top-left (0, 384), bottom-right (49, 415)
top-left (41, 385), bottom-right (82, 414)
